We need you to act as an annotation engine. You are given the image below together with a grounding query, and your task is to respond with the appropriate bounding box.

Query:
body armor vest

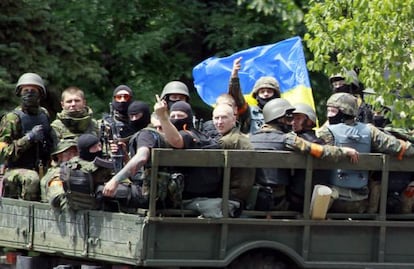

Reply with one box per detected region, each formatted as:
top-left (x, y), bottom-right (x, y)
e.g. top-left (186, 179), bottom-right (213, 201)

top-left (328, 123), bottom-right (371, 189)
top-left (8, 109), bottom-right (52, 170)
top-left (250, 130), bottom-right (291, 186)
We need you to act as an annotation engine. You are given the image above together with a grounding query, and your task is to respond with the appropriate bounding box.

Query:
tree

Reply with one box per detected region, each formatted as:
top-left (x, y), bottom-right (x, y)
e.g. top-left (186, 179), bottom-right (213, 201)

top-left (0, 0), bottom-right (106, 117)
top-left (304, 0), bottom-right (414, 127)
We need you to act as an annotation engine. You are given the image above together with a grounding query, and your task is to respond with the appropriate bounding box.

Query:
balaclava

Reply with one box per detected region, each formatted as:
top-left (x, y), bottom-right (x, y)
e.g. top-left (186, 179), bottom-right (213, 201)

top-left (112, 85), bottom-right (133, 116)
top-left (127, 101), bottom-right (151, 133)
top-left (169, 101), bottom-right (194, 130)
top-left (77, 134), bottom-right (102, 161)
top-left (21, 89), bottom-right (41, 114)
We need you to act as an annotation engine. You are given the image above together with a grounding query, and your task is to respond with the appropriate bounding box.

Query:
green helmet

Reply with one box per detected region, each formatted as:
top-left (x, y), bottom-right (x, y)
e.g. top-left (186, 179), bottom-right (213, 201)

top-left (329, 70), bottom-right (360, 90)
top-left (293, 103), bottom-right (317, 124)
top-left (326, 92), bottom-right (358, 117)
top-left (263, 98), bottom-right (295, 123)
top-left (252, 76), bottom-right (281, 98)
top-left (160, 81), bottom-right (190, 100)
top-left (15, 73), bottom-right (46, 96)
top-left (52, 139), bottom-right (78, 156)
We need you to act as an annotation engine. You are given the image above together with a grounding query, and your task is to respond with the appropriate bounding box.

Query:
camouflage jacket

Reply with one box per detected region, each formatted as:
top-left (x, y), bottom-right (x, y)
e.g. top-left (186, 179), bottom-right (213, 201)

top-left (317, 122), bottom-right (414, 157)
top-left (0, 106), bottom-right (55, 167)
top-left (51, 106), bottom-right (98, 140)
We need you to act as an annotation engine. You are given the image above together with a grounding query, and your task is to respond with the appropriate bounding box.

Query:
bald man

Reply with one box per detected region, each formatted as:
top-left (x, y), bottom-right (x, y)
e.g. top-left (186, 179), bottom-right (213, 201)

top-left (212, 104), bottom-right (255, 204)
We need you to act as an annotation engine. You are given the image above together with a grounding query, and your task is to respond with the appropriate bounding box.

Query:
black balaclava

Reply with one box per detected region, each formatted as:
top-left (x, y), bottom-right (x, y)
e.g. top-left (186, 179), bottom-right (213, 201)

top-left (21, 90), bottom-right (41, 114)
top-left (77, 134), bottom-right (102, 161)
top-left (112, 85), bottom-right (133, 116)
top-left (328, 110), bottom-right (354, 125)
top-left (127, 101), bottom-right (151, 133)
top-left (170, 101), bottom-right (194, 130)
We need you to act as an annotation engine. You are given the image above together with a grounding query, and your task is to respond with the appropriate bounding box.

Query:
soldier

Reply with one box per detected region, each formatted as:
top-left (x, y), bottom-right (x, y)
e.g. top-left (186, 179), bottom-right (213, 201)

top-left (40, 139), bottom-right (78, 209)
top-left (289, 103), bottom-right (327, 210)
top-left (0, 73), bottom-right (55, 200)
top-left (60, 134), bottom-right (113, 210)
top-left (127, 100), bottom-right (151, 134)
top-left (102, 113), bottom-right (168, 202)
top-left (250, 98), bottom-right (359, 211)
top-left (228, 57), bottom-right (281, 134)
top-left (317, 92), bottom-right (414, 213)
top-left (160, 81), bottom-right (190, 110)
top-left (154, 99), bottom-right (221, 199)
top-left (329, 70), bottom-right (374, 124)
top-left (100, 85), bottom-right (135, 172)
top-left (51, 86), bottom-right (99, 140)
top-left (102, 84), bottom-right (135, 139)
top-left (212, 104), bottom-right (255, 205)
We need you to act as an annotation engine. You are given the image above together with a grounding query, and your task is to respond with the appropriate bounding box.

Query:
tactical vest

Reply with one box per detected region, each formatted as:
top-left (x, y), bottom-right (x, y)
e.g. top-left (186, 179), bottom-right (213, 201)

top-left (249, 106), bottom-right (264, 134)
top-left (60, 161), bottom-right (97, 210)
top-left (328, 123), bottom-right (371, 189)
top-left (8, 109), bottom-right (52, 170)
top-left (250, 130), bottom-right (291, 186)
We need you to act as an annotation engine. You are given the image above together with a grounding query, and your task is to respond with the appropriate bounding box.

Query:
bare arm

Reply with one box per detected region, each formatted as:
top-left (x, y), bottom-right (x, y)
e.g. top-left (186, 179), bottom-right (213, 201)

top-left (102, 146), bottom-right (150, 197)
top-left (154, 95), bottom-right (184, 148)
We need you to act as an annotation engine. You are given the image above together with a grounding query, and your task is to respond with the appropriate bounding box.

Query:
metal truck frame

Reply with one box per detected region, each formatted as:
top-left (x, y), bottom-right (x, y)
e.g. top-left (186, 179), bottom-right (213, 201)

top-left (1, 149), bottom-right (414, 268)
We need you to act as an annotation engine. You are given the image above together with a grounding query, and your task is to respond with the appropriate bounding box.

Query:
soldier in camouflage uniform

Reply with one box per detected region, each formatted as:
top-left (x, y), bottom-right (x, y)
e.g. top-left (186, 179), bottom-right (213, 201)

top-left (40, 139), bottom-right (78, 208)
top-left (317, 92), bottom-right (414, 213)
top-left (329, 70), bottom-right (374, 124)
top-left (61, 134), bottom-right (113, 210)
top-left (250, 98), bottom-right (359, 211)
top-left (0, 73), bottom-right (55, 200)
top-left (51, 86), bottom-right (99, 141)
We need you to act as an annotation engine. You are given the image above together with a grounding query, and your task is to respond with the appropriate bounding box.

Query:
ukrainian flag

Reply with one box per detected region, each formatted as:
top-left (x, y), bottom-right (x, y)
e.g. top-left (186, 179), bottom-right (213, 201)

top-left (192, 36), bottom-right (315, 109)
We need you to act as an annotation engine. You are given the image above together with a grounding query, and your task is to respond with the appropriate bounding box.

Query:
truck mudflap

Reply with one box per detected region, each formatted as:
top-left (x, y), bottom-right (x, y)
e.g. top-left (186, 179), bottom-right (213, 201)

top-left (0, 197), bottom-right (146, 266)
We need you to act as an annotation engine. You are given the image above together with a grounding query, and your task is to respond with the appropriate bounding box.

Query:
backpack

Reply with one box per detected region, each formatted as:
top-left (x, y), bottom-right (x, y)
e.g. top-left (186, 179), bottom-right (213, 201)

top-left (60, 161), bottom-right (98, 211)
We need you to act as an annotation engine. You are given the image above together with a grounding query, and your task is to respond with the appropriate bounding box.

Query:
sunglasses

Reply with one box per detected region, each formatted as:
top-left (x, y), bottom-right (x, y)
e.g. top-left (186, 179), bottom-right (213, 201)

top-left (114, 94), bottom-right (131, 102)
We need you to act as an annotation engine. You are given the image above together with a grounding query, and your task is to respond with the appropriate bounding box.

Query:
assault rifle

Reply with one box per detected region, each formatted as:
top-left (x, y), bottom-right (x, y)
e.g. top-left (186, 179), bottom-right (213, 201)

top-left (100, 103), bottom-right (124, 173)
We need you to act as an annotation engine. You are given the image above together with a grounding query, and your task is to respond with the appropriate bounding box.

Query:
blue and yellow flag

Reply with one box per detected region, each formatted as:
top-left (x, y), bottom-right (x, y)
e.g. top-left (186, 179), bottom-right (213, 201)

top-left (192, 36), bottom-right (314, 109)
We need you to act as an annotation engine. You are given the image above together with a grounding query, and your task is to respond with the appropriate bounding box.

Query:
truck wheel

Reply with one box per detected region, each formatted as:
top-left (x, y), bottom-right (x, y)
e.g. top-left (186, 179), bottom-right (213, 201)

top-left (228, 252), bottom-right (287, 269)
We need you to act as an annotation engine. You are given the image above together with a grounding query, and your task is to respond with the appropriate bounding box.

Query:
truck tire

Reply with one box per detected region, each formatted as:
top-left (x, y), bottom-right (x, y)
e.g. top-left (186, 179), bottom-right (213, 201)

top-left (228, 252), bottom-right (287, 269)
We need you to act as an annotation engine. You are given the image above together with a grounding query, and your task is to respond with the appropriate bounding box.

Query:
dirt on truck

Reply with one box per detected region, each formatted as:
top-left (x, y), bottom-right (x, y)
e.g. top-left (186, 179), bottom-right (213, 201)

top-left (1, 149), bottom-right (414, 269)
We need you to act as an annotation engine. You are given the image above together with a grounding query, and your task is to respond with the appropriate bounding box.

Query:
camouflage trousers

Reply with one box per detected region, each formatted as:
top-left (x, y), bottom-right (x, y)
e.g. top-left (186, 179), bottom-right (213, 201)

top-left (3, 168), bottom-right (40, 200)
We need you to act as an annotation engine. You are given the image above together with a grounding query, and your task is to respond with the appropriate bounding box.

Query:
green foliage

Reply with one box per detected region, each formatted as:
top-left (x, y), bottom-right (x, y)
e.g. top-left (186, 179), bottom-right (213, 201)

top-left (1, 0), bottom-right (308, 121)
top-left (304, 0), bottom-right (414, 127)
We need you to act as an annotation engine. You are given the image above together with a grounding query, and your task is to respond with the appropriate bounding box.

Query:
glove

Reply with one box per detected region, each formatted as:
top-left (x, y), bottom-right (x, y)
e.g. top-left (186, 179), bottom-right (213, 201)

top-left (27, 124), bottom-right (44, 142)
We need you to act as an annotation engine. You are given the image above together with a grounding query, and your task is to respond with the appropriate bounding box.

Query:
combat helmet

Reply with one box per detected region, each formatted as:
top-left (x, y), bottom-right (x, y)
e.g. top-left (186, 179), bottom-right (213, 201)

top-left (160, 81), bottom-right (190, 100)
top-left (293, 103), bottom-right (317, 124)
top-left (326, 92), bottom-right (358, 117)
top-left (15, 73), bottom-right (46, 96)
top-left (329, 70), bottom-right (360, 93)
top-left (252, 76), bottom-right (281, 98)
top-left (263, 98), bottom-right (295, 123)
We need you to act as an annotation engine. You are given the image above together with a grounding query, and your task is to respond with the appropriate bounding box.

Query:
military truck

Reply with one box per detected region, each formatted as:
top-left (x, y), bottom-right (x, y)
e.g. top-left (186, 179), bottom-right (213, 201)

top-left (1, 149), bottom-right (414, 269)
